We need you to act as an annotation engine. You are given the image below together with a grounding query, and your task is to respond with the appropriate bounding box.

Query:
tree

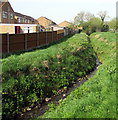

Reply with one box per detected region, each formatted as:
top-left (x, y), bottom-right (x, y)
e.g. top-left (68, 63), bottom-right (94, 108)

top-left (74, 11), bottom-right (85, 25)
top-left (89, 17), bottom-right (102, 32)
top-left (84, 12), bottom-right (95, 21)
top-left (74, 11), bottom-right (94, 25)
top-left (97, 11), bottom-right (109, 23)
top-left (108, 18), bottom-right (116, 32)
top-left (81, 17), bottom-right (102, 35)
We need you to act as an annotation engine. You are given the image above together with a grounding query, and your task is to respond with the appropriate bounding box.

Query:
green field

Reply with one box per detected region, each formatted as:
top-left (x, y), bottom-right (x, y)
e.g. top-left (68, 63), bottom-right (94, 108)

top-left (2, 33), bottom-right (97, 119)
top-left (36, 32), bottom-right (116, 118)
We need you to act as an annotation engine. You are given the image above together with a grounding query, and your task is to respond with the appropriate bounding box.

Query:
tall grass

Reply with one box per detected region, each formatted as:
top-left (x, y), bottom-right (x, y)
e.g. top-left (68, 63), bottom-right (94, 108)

top-left (2, 33), bottom-right (96, 119)
top-left (37, 32), bottom-right (116, 118)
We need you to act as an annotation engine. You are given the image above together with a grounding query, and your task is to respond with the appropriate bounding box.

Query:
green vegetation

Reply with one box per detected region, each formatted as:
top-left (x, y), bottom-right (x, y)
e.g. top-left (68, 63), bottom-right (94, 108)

top-left (2, 33), bottom-right (96, 119)
top-left (108, 18), bottom-right (116, 32)
top-left (36, 32), bottom-right (116, 118)
top-left (82, 17), bottom-right (102, 35)
top-left (73, 11), bottom-right (116, 34)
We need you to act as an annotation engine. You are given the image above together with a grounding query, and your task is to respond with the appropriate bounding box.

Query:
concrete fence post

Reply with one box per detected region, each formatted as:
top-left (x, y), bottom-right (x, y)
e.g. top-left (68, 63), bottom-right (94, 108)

top-left (37, 32), bottom-right (39, 46)
top-left (7, 33), bottom-right (10, 53)
top-left (25, 33), bottom-right (27, 50)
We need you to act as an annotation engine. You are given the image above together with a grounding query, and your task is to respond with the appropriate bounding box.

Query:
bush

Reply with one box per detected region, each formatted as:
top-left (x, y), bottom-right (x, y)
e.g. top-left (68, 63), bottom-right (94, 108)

top-left (101, 24), bottom-right (109, 32)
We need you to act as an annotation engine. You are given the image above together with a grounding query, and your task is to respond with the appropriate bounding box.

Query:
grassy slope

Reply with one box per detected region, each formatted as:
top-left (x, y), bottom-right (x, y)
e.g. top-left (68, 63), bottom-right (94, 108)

top-left (37, 32), bottom-right (116, 118)
top-left (2, 33), bottom-right (96, 119)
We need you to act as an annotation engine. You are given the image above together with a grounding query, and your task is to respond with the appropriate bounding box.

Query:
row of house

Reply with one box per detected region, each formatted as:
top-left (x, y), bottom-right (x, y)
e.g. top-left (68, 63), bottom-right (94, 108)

top-left (0, 1), bottom-right (39, 24)
top-left (0, 0), bottom-right (73, 35)
top-left (0, 1), bottom-right (41, 34)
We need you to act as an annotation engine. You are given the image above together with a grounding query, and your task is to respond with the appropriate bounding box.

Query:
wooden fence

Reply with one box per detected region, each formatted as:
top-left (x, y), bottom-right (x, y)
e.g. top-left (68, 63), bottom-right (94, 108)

top-left (0, 30), bottom-right (64, 53)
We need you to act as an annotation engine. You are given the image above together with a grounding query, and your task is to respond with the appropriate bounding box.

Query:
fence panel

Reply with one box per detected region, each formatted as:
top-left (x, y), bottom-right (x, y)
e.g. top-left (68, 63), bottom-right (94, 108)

top-left (39, 32), bottom-right (46, 46)
top-left (1, 30), bottom-right (65, 54)
top-left (46, 31), bottom-right (53, 44)
top-left (53, 31), bottom-right (57, 41)
top-left (1, 34), bottom-right (7, 53)
top-left (27, 33), bottom-right (37, 49)
top-left (57, 30), bottom-right (64, 40)
top-left (9, 34), bottom-right (25, 52)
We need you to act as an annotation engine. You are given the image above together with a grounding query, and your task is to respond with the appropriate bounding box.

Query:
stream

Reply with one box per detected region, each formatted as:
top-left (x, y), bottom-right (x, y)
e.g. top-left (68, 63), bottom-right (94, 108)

top-left (16, 57), bottom-right (101, 120)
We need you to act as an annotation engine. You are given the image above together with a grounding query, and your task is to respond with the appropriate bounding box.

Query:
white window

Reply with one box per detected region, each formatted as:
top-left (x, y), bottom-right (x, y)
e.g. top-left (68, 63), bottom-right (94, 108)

top-left (18, 17), bottom-right (21, 23)
top-left (25, 19), bottom-right (27, 23)
top-left (3, 11), bottom-right (7, 18)
top-left (28, 20), bottom-right (30, 23)
top-left (23, 18), bottom-right (25, 23)
top-left (10, 13), bottom-right (13, 19)
top-left (20, 18), bottom-right (22, 23)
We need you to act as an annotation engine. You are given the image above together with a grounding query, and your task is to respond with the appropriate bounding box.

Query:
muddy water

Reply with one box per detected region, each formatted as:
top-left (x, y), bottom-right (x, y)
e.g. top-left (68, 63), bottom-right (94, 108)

top-left (17, 58), bottom-right (101, 120)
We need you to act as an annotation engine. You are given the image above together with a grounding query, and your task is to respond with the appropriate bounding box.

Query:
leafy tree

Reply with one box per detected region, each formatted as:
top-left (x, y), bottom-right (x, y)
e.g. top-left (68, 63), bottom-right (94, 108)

top-left (88, 17), bottom-right (102, 34)
top-left (80, 17), bottom-right (102, 35)
top-left (108, 18), bottom-right (116, 32)
top-left (81, 22), bottom-right (90, 34)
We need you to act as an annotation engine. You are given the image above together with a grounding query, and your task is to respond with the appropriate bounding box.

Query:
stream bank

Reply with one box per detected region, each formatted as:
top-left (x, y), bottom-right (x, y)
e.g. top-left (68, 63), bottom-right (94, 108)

top-left (17, 57), bottom-right (101, 120)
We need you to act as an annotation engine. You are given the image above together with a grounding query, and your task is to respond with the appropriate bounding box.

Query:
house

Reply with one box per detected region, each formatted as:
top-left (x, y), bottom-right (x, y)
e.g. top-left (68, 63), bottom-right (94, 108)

top-left (58, 21), bottom-right (72, 27)
top-left (58, 21), bottom-right (74, 35)
top-left (37, 16), bottom-right (57, 30)
top-left (0, 1), bottom-right (15, 24)
top-left (0, 1), bottom-right (41, 34)
top-left (50, 25), bottom-right (64, 31)
top-left (14, 12), bottom-right (38, 24)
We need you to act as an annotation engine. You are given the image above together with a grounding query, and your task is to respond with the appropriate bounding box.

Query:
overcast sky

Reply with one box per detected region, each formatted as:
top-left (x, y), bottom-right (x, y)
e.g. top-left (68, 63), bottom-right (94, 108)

top-left (8, 0), bottom-right (117, 24)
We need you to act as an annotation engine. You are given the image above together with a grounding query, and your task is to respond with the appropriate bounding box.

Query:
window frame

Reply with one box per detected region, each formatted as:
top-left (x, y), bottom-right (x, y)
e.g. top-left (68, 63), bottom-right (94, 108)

top-left (3, 11), bottom-right (8, 19)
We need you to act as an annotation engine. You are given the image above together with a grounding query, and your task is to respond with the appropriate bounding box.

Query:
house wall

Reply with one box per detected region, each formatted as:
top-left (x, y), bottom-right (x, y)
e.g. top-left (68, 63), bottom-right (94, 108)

top-left (1, 2), bottom-right (15, 24)
top-left (0, 2), bottom-right (2, 23)
top-left (0, 25), bottom-right (15, 34)
top-left (20, 25), bottom-right (38, 33)
top-left (0, 24), bottom-right (40, 34)
top-left (14, 16), bottom-right (35, 24)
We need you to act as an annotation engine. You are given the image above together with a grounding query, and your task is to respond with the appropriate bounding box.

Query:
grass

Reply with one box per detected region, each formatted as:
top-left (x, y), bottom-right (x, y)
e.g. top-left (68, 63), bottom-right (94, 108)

top-left (36, 32), bottom-right (116, 119)
top-left (2, 33), bottom-right (96, 119)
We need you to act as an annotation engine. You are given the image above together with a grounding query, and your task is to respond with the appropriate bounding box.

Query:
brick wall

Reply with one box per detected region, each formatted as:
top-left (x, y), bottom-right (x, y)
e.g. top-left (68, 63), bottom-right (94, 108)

top-left (1, 2), bottom-right (15, 24)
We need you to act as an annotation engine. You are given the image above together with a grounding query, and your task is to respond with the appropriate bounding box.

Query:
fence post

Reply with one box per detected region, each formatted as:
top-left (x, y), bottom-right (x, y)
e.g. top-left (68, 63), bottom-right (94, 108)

top-left (46, 31), bottom-right (47, 44)
top-left (37, 32), bottom-right (39, 46)
top-left (56, 30), bottom-right (58, 41)
top-left (51, 27), bottom-right (53, 42)
top-left (25, 33), bottom-right (27, 50)
top-left (7, 33), bottom-right (10, 53)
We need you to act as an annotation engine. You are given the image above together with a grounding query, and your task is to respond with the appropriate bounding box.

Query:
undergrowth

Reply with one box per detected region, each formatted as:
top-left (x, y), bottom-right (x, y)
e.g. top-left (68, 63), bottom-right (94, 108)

top-left (36, 32), bottom-right (116, 119)
top-left (2, 33), bottom-right (96, 119)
